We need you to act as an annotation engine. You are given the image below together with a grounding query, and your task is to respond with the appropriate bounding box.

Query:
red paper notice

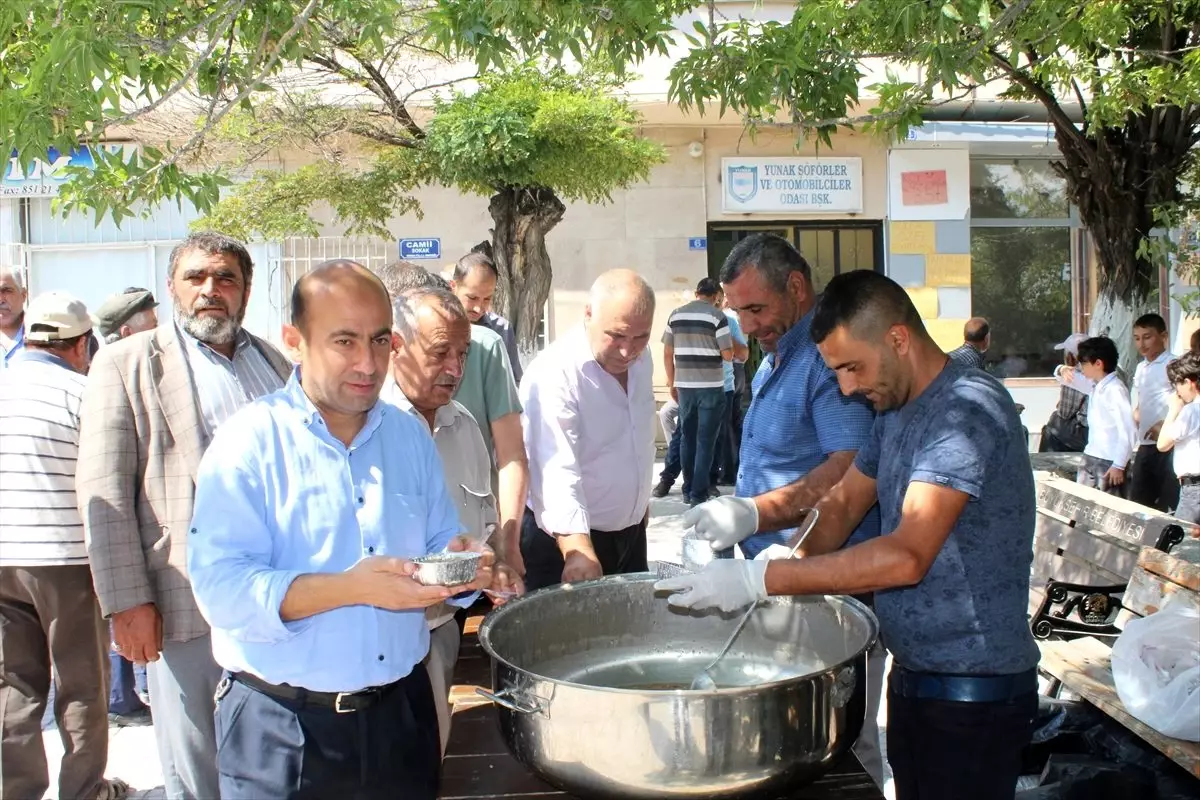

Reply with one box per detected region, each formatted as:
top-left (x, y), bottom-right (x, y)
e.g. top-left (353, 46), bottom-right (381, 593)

top-left (901, 170), bottom-right (948, 206)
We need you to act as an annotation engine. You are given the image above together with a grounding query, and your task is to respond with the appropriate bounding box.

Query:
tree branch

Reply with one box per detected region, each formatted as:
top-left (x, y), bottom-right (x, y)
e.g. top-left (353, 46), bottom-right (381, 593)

top-left (344, 51), bottom-right (426, 141)
top-left (988, 48), bottom-right (1089, 151)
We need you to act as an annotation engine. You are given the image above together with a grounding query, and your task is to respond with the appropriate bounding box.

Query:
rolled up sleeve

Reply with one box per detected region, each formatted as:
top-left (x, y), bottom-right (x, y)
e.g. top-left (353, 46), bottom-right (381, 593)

top-left (188, 444), bottom-right (306, 644)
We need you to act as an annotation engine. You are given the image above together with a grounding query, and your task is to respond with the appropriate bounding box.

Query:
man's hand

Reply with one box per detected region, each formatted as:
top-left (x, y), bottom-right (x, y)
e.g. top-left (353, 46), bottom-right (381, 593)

top-left (684, 495), bottom-right (760, 552)
top-left (348, 556), bottom-right (458, 611)
top-left (446, 535), bottom-right (496, 593)
top-left (556, 533), bottom-right (602, 583)
top-left (1105, 466), bottom-right (1126, 487)
top-left (111, 603), bottom-right (163, 664)
top-left (669, 385), bottom-right (678, 403)
top-left (654, 560), bottom-right (768, 613)
top-left (486, 561), bottom-right (526, 607)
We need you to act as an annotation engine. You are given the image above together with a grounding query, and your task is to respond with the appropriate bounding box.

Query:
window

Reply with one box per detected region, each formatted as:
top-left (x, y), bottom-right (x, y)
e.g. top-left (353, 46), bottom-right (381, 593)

top-left (969, 159), bottom-right (1077, 378)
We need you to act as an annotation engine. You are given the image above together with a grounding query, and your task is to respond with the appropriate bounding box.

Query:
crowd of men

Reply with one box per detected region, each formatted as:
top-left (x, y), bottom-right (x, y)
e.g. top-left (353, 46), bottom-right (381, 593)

top-left (1, 227), bottom-right (1174, 800)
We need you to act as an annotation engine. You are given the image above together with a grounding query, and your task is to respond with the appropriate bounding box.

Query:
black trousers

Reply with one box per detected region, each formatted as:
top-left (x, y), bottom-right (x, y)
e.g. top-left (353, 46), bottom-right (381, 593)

top-left (520, 508), bottom-right (649, 592)
top-left (887, 678), bottom-right (1037, 800)
top-left (1129, 444), bottom-right (1179, 512)
top-left (214, 665), bottom-right (440, 800)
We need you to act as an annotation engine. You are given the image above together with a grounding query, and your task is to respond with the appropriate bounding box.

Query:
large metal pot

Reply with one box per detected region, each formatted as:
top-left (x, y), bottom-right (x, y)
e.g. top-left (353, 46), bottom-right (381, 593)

top-left (477, 574), bottom-right (879, 799)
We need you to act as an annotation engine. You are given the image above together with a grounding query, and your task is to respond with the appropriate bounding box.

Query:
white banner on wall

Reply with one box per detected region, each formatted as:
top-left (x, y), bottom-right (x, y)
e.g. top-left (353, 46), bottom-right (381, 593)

top-left (721, 157), bottom-right (863, 214)
top-left (887, 148), bottom-right (970, 220)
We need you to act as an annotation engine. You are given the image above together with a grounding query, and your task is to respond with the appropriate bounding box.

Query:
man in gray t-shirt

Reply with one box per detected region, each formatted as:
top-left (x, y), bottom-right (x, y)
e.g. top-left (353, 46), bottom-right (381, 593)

top-left (656, 271), bottom-right (1038, 800)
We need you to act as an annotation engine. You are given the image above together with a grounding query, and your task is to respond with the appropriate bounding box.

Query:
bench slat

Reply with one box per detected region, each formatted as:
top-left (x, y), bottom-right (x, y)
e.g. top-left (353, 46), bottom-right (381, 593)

top-left (1137, 547), bottom-right (1200, 592)
top-left (1038, 637), bottom-right (1200, 778)
top-left (1124, 565), bottom-right (1200, 618)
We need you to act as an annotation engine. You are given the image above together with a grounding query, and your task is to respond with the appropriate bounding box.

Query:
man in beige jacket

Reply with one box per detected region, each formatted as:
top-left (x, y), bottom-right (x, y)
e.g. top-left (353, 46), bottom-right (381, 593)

top-left (77, 232), bottom-right (291, 800)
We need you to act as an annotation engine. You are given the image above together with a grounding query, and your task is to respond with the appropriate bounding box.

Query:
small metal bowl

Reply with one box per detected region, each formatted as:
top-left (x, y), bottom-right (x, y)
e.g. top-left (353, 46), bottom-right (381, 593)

top-left (412, 551), bottom-right (481, 586)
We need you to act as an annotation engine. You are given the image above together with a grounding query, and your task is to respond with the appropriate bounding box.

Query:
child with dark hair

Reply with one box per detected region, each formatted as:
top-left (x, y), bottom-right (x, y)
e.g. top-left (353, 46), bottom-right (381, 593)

top-left (1076, 336), bottom-right (1136, 496)
top-left (1158, 351), bottom-right (1200, 522)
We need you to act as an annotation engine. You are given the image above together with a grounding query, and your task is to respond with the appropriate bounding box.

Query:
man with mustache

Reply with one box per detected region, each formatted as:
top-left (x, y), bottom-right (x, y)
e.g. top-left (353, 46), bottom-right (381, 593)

top-left (519, 269), bottom-right (658, 590)
top-left (189, 261), bottom-right (496, 799)
top-left (77, 232), bottom-right (292, 800)
top-left (0, 266), bottom-right (28, 370)
top-left (381, 284), bottom-right (523, 755)
top-left (658, 270), bottom-right (1038, 800)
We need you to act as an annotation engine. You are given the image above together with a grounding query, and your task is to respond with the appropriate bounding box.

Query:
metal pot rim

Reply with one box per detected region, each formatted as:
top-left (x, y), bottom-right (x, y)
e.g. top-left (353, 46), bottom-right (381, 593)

top-left (478, 572), bottom-right (879, 696)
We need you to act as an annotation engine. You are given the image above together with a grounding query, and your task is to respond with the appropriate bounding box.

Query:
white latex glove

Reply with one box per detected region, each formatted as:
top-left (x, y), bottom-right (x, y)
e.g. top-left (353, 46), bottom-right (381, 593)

top-left (683, 495), bottom-right (760, 552)
top-left (753, 543), bottom-right (796, 561)
top-left (653, 560), bottom-right (768, 613)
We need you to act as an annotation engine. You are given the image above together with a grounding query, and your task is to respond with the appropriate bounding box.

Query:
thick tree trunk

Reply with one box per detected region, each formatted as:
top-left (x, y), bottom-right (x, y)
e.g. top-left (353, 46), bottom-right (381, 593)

top-left (485, 186), bottom-right (567, 366)
top-left (1047, 105), bottom-right (1193, 368)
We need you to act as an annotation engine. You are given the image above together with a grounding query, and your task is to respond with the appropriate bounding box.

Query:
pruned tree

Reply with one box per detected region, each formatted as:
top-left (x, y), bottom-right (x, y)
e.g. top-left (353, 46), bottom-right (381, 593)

top-left (435, 0), bottom-right (1200, 368)
top-left (0, 0), bottom-right (664, 355)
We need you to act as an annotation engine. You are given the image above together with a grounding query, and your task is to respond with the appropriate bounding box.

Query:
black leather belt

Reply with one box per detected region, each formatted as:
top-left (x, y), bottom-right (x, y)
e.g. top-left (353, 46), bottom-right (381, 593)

top-left (891, 665), bottom-right (1037, 703)
top-left (231, 671), bottom-right (396, 713)
top-left (1180, 475), bottom-right (1200, 486)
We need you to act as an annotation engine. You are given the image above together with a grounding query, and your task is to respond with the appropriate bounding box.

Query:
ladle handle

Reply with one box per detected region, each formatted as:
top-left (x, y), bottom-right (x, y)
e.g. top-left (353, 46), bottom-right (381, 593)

top-left (477, 687), bottom-right (544, 715)
top-left (784, 508), bottom-right (820, 558)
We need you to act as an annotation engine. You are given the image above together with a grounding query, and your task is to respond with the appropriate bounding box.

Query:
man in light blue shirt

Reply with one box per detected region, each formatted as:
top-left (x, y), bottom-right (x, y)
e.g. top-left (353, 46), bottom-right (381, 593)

top-left (189, 261), bottom-right (495, 800)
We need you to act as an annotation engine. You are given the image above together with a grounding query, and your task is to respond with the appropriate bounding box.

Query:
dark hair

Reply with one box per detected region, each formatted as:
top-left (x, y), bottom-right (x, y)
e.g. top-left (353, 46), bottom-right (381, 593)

top-left (291, 259), bottom-right (387, 332)
top-left (964, 317), bottom-right (990, 344)
top-left (1167, 351), bottom-right (1200, 385)
top-left (454, 247), bottom-right (499, 282)
top-left (1191, 328), bottom-right (1200, 353)
top-left (375, 261), bottom-right (449, 298)
top-left (810, 270), bottom-right (926, 345)
top-left (25, 325), bottom-right (88, 353)
top-left (1077, 336), bottom-right (1119, 374)
top-left (1133, 313), bottom-right (1167, 334)
top-left (719, 233), bottom-right (811, 292)
top-left (168, 231), bottom-right (254, 284)
top-left (695, 277), bottom-right (720, 297)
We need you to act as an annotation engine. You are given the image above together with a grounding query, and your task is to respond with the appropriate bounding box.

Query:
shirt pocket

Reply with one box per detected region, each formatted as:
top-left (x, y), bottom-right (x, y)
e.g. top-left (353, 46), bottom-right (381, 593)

top-left (756, 393), bottom-right (812, 455)
top-left (456, 483), bottom-right (496, 543)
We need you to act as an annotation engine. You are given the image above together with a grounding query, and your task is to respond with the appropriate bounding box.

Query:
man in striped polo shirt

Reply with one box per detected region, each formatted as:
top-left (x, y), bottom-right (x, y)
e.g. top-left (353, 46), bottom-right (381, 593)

top-left (0, 292), bottom-right (129, 800)
top-left (663, 278), bottom-right (733, 506)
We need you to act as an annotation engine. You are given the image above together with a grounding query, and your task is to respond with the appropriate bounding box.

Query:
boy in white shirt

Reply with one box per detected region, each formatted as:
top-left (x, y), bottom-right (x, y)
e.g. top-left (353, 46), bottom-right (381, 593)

top-left (1129, 313), bottom-right (1177, 511)
top-left (1156, 351), bottom-right (1200, 523)
top-left (1076, 337), bottom-right (1137, 496)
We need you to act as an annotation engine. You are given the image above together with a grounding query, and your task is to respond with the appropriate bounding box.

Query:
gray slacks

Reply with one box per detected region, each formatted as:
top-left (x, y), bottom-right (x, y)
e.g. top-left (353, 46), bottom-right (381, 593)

top-left (147, 633), bottom-right (223, 800)
top-left (423, 619), bottom-right (461, 757)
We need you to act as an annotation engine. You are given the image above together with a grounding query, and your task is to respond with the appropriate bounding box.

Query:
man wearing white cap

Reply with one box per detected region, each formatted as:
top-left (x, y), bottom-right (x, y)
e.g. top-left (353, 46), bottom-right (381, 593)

top-left (1041, 333), bottom-right (1091, 453)
top-left (0, 292), bottom-right (129, 800)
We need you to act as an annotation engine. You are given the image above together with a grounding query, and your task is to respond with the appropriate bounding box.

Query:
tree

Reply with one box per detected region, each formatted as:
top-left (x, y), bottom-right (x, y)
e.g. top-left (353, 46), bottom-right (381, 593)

top-left (0, 1), bottom-right (663, 355)
top-left (198, 65), bottom-right (663, 356)
top-left (433, 0), bottom-right (1200, 369)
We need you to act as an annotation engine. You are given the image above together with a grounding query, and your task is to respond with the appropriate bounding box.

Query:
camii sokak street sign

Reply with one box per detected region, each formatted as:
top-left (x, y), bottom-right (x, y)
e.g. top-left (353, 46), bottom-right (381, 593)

top-left (2, 145), bottom-right (128, 198)
top-left (722, 156), bottom-right (863, 214)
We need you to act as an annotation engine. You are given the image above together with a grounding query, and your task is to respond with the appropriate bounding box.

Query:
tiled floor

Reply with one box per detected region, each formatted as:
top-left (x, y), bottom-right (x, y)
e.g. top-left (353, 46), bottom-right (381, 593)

top-left (39, 467), bottom-right (893, 799)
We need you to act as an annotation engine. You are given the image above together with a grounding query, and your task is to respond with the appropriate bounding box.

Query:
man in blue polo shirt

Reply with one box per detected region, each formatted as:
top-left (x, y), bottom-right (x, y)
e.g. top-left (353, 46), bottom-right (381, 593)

top-left (683, 233), bottom-right (884, 785)
top-left (658, 270), bottom-right (1039, 800)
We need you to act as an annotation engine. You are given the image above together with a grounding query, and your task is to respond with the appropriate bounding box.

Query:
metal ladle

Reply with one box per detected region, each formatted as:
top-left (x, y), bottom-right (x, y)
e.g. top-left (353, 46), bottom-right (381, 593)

top-left (689, 507), bottom-right (820, 691)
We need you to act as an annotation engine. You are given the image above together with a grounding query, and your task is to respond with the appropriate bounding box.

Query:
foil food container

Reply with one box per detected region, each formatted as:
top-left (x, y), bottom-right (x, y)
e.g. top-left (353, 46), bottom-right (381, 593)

top-left (412, 551), bottom-right (481, 586)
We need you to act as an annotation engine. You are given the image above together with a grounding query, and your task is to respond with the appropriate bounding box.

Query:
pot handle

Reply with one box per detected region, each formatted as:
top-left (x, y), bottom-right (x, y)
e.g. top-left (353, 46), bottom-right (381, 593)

top-left (476, 687), bottom-right (543, 715)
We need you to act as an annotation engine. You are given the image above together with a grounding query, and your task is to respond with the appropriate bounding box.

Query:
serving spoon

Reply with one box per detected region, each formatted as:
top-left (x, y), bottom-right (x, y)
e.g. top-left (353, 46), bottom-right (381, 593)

top-left (689, 507), bottom-right (820, 691)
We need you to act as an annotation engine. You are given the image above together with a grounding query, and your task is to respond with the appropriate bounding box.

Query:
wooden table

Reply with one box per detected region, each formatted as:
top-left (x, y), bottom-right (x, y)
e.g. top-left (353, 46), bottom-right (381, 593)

top-left (440, 616), bottom-right (884, 800)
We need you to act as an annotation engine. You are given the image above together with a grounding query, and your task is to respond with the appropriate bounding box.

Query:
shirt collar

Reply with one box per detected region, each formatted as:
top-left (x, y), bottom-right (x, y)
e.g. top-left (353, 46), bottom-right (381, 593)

top-left (1145, 350), bottom-right (1172, 366)
top-left (1097, 371), bottom-right (1121, 390)
top-left (2, 323), bottom-right (24, 360)
top-left (13, 347), bottom-right (74, 371)
top-left (283, 368), bottom-right (386, 447)
top-left (380, 375), bottom-right (459, 432)
top-left (176, 322), bottom-right (252, 361)
top-left (776, 307), bottom-right (815, 361)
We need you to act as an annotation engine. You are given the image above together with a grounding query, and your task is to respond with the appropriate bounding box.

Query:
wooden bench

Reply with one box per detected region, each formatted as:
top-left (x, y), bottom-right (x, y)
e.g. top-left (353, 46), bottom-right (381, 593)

top-left (1037, 547), bottom-right (1200, 780)
top-left (1029, 475), bottom-right (1190, 641)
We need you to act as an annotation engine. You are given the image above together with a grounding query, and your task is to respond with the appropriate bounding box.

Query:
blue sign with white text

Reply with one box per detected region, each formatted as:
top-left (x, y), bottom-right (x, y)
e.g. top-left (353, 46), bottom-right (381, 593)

top-left (399, 238), bottom-right (441, 260)
top-left (688, 237), bottom-right (707, 251)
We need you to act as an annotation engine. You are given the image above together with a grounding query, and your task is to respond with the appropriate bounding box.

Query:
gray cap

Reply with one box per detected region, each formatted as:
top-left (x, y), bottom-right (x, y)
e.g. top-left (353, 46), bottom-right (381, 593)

top-left (96, 289), bottom-right (156, 338)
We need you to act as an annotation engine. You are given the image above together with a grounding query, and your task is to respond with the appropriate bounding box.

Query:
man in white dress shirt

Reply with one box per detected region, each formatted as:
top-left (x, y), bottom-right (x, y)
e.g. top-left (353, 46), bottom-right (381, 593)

top-left (1129, 313), bottom-right (1178, 511)
top-left (1076, 336), bottom-right (1137, 496)
top-left (380, 284), bottom-right (522, 755)
top-left (519, 269), bottom-right (657, 591)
